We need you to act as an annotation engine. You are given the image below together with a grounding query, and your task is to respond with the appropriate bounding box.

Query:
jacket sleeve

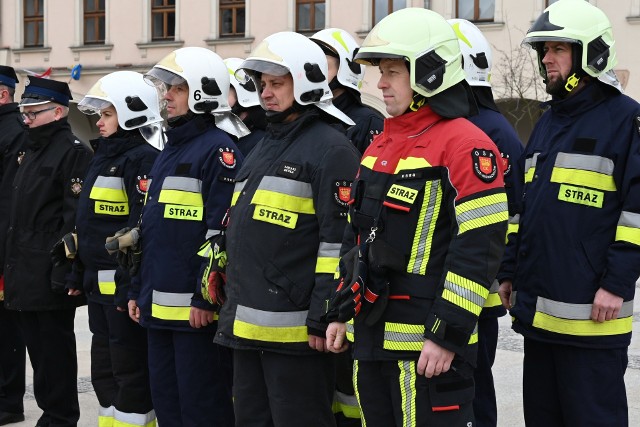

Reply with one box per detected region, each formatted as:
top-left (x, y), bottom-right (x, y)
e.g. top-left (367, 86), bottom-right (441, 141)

top-left (52, 143), bottom-right (92, 288)
top-left (423, 137), bottom-right (508, 357)
top-left (599, 110), bottom-right (640, 300)
top-left (114, 147), bottom-right (159, 308)
top-left (191, 138), bottom-right (243, 310)
top-left (306, 143), bottom-right (360, 333)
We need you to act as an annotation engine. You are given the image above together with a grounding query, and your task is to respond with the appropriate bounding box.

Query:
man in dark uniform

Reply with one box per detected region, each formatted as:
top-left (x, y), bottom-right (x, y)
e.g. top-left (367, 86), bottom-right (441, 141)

top-left (0, 66), bottom-right (27, 426)
top-left (3, 77), bottom-right (92, 427)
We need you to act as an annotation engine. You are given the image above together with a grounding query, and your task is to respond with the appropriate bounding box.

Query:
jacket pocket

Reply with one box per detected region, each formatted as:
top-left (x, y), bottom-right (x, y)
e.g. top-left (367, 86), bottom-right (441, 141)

top-left (264, 261), bottom-right (312, 309)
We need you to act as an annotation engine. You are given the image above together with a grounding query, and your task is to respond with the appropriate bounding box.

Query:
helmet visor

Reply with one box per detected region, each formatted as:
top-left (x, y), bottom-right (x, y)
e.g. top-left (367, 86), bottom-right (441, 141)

top-left (239, 60), bottom-right (289, 78)
top-left (144, 66), bottom-right (186, 86)
top-left (77, 97), bottom-right (112, 115)
top-left (522, 35), bottom-right (580, 48)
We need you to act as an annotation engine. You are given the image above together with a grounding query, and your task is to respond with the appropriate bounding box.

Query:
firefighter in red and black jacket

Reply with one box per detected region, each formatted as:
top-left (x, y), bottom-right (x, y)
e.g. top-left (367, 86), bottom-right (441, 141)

top-left (325, 9), bottom-right (508, 427)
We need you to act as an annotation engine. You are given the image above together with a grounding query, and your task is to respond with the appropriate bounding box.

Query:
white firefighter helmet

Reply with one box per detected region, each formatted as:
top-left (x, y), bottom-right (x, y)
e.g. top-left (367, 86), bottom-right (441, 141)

top-left (310, 28), bottom-right (365, 93)
top-left (224, 57), bottom-right (260, 108)
top-left (448, 18), bottom-right (492, 87)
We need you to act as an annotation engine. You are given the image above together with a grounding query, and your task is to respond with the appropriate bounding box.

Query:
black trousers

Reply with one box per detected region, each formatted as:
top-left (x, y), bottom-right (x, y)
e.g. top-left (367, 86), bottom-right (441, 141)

top-left (473, 317), bottom-right (499, 427)
top-left (354, 360), bottom-right (475, 427)
top-left (88, 302), bottom-right (153, 420)
top-left (0, 304), bottom-right (25, 414)
top-left (523, 338), bottom-right (628, 427)
top-left (233, 349), bottom-right (336, 427)
top-left (18, 309), bottom-right (79, 427)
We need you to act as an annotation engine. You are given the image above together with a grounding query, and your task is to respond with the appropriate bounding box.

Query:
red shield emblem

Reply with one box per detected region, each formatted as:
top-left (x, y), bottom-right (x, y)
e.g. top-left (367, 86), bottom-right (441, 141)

top-left (338, 186), bottom-right (351, 202)
top-left (139, 179), bottom-right (148, 192)
top-left (479, 157), bottom-right (493, 174)
top-left (222, 152), bottom-right (234, 166)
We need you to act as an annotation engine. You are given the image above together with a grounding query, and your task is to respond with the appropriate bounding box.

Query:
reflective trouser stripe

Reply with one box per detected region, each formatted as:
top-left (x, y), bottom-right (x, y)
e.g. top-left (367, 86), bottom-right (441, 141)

top-left (383, 322), bottom-right (424, 351)
top-left (98, 270), bottom-right (117, 295)
top-left (158, 176), bottom-right (203, 206)
top-left (483, 280), bottom-right (501, 308)
top-left (615, 211), bottom-right (640, 245)
top-left (353, 361), bottom-right (366, 427)
top-left (407, 180), bottom-right (441, 275)
top-left (332, 391), bottom-right (361, 419)
top-left (233, 305), bottom-right (308, 343)
top-left (532, 296), bottom-right (634, 336)
top-left (399, 360), bottom-right (417, 427)
top-left (99, 406), bottom-right (114, 427)
top-left (91, 176), bottom-right (128, 202)
top-left (251, 176), bottom-right (315, 214)
top-left (346, 319), bottom-right (354, 342)
top-left (113, 408), bottom-right (156, 427)
top-left (151, 290), bottom-right (191, 321)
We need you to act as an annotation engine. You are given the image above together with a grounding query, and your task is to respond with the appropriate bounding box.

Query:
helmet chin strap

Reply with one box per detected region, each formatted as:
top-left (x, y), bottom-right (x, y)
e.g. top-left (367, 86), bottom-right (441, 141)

top-left (407, 92), bottom-right (427, 113)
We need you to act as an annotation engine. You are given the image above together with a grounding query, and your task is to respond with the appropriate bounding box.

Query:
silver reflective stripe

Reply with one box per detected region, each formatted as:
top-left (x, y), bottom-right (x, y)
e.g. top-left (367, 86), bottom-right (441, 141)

top-left (236, 304), bottom-right (308, 327)
top-left (399, 360), bottom-right (415, 426)
top-left (489, 279), bottom-right (500, 293)
top-left (318, 242), bottom-right (341, 258)
top-left (444, 279), bottom-right (485, 308)
top-left (336, 390), bottom-right (359, 407)
top-left (524, 153), bottom-right (539, 173)
top-left (161, 176), bottom-right (202, 192)
top-left (409, 180), bottom-right (440, 274)
top-left (99, 405), bottom-right (114, 417)
top-left (471, 323), bottom-right (478, 335)
top-left (257, 176), bottom-right (313, 198)
top-left (346, 321), bottom-right (354, 335)
top-left (206, 229), bottom-right (222, 239)
top-left (383, 330), bottom-right (423, 345)
top-left (509, 214), bottom-right (520, 226)
top-left (113, 408), bottom-right (156, 426)
top-left (152, 290), bottom-right (191, 307)
top-left (536, 296), bottom-right (634, 320)
top-left (94, 176), bottom-right (125, 190)
top-left (98, 270), bottom-right (116, 283)
top-left (510, 290), bottom-right (517, 307)
top-left (233, 180), bottom-right (246, 193)
top-left (457, 200), bottom-right (508, 224)
top-left (554, 152), bottom-right (614, 175)
top-left (618, 211), bottom-right (640, 228)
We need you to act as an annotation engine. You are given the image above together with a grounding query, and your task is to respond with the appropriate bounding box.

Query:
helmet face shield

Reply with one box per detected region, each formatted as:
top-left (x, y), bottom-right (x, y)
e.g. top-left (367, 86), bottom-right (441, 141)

top-left (239, 60), bottom-right (289, 78)
top-left (144, 67), bottom-right (187, 87)
top-left (77, 97), bottom-right (112, 115)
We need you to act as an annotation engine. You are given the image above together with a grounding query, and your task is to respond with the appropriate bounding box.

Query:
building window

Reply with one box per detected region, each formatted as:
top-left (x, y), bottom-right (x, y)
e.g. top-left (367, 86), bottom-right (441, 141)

top-left (220, 0), bottom-right (245, 37)
top-left (84, 0), bottom-right (105, 44)
top-left (296, 0), bottom-right (325, 33)
top-left (545, 0), bottom-right (560, 5)
top-left (152, 0), bottom-right (175, 41)
top-left (456, 0), bottom-right (494, 22)
top-left (373, 0), bottom-right (404, 26)
top-left (24, 0), bottom-right (44, 47)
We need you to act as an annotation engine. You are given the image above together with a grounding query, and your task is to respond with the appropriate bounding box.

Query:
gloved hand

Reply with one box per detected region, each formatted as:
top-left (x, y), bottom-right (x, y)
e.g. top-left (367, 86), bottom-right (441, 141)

top-left (198, 234), bottom-right (227, 305)
top-left (323, 246), bottom-right (368, 323)
top-left (105, 227), bottom-right (141, 276)
top-left (50, 232), bottom-right (78, 267)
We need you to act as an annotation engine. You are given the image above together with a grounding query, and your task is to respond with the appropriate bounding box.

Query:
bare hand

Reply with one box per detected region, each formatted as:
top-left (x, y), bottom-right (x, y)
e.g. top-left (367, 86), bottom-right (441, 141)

top-left (417, 340), bottom-right (455, 378)
top-left (591, 287), bottom-right (623, 323)
top-left (308, 335), bottom-right (329, 352)
top-left (498, 280), bottom-right (513, 309)
top-left (189, 307), bottom-right (215, 328)
top-left (67, 289), bottom-right (83, 296)
top-left (128, 300), bottom-right (140, 323)
top-left (325, 322), bottom-right (349, 353)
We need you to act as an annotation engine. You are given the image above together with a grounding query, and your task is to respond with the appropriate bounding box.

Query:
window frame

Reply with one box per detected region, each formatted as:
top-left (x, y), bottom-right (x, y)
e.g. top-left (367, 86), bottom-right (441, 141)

top-left (372, 0), bottom-right (405, 27)
top-left (219, 0), bottom-right (245, 38)
top-left (295, 0), bottom-right (325, 33)
top-left (83, 0), bottom-right (105, 44)
top-left (24, 0), bottom-right (44, 47)
top-left (456, 0), bottom-right (495, 23)
top-left (151, 0), bottom-right (176, 41)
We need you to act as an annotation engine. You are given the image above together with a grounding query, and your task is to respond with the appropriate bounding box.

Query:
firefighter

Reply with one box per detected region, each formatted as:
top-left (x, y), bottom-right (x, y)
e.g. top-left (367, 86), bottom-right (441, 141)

top-left (310, 28), bottom-right (384, 155)
top-left (72, 71), bottom-right (162, 427)
top-left (224, 57), bottom-right (266, 157)
top-left (448, 18), bottom-right (524, 427)
top-left (0, 65), bottom-right (27, 426)
top-left (497, 1), bottom-right (640, 425)
top-left (4, 77), bottom-right (92, 427)
top-left (324, 8), bottom-right (508, 427)
top-left (214, 31), bottom-right (360, 427)
top-left (124, 47), bottom-right (246, 427)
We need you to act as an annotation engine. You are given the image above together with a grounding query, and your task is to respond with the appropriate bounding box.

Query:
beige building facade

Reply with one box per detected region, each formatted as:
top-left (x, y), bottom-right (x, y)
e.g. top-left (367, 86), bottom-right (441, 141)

top-left (1, 0), bottom-right (638, 141)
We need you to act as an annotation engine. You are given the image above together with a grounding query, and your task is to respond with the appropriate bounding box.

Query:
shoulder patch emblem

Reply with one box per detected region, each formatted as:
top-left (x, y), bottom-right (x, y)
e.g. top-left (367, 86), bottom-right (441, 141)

top-left (218, 147), bottom-right (237, 169)
top-left (333, 180), bottom-right (352, 207)
top-left (500, 152), bottom-right (511, 177)
top-left (136, 175), bottom-right (149, 194)
top-left (472, 148), bottom-right (498, 183)
top-left (70, 178), bottom-right (83, 196)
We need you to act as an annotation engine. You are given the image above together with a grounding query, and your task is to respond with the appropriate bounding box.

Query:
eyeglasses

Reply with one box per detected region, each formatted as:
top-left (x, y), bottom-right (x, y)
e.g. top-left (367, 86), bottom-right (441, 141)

top-left (21, 106), bottom-right (56, 121)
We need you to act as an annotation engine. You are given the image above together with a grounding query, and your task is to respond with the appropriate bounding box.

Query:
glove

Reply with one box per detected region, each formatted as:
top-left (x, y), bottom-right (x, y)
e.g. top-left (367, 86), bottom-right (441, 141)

top-left (198, 234), bottom-right (227, 305)
top-left (50, 232), bottom-right (78, 267)
top-left (324, 246), bottom-right (368, 323)
top-left (105, 227), bottom-right (141, 276)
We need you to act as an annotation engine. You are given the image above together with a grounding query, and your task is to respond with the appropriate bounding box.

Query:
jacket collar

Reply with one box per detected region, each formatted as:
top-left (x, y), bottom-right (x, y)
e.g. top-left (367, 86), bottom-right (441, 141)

top-left (0, 102), bottom-right (20, 118)
top-left (545, 82), bottom-right (615, 118)
top-left (91, 133), bottom-right (146, 157)
top-left (165, 114), bottom-right (212, 146)
top-left (375, 106), bottom-right (442, 147)
top-left (266, 109), bottom-right (320, 141)
top-left (26, 117), bottom-right (72, 151)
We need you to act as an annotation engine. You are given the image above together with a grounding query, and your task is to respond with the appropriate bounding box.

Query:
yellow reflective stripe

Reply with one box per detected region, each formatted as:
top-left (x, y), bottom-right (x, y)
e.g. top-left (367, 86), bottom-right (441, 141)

top-left (524, 153), bottom-right (538, 184)
top-left (550, 168), bottom-right (616, 192)
top-left (95, 201), bottom-right (129, 216)
top-left (524, 168), bottom-right (535, 184)
top-left (333, 391), bottom-right (361, 419)
top-left (151, 290), bottom-right (205, 322)
top-left (251, 190), bottom-right (314, 214)
top-left (483, 292), bottom-right (502, 308)
top-left (353, 361), bottom-right (366, 427)
top-left (253, 205), bottom-right (298, 229)
top-left (383, 322), bottom-right (424, 351)
top-left (407, 180), bottom-right (441, 274)
top-left (316, 257), bottom-right (339, 274)
top-left (533, 312), bottom-right (632, 336)
top-left (398, 360), bottom-right (417, 427)
top-left (361, 156), bottom-right (377, 170)
top-left (98, 270), bottom-right (116, 295)
top-left (99, 406), bottom-right (114, 427)
top-left (507, 221), bottom-right (519, 236)
top-left (233, 305), bottom-right (308, 343)
top-left (468, 331), bottom-right (478, 344)
top-left (456, 193), bottom-right (508, 234)
top-left (91, 176), bottom-right (128, 202)
top-left (394, 156), bottom-right (431, 173)
top-left (158, 189), bottom-right (203, 206)
top-left (163, 204), bottom-right (203, 221)
top-left (113, 408), bottom-right (156, 427)
top-left (616, 211), bottom-right (640, 245)
top-left (346, 319), bottom-right (354, 342)
top-left (442, 271), bottom-right (489, 316)
top-left (151, 304), bottom-right (190, 321)
top-left (231, 191), bottom-right (241, 207)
